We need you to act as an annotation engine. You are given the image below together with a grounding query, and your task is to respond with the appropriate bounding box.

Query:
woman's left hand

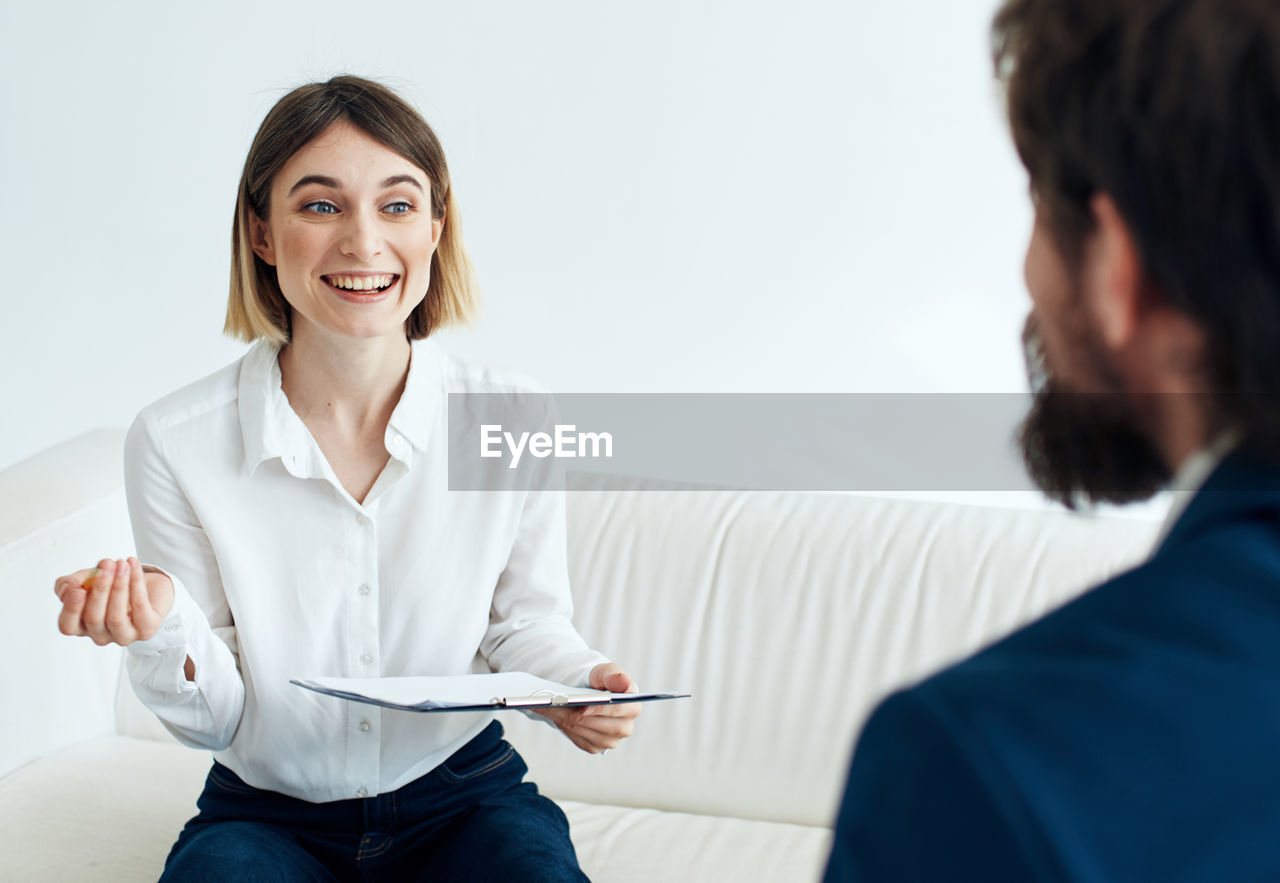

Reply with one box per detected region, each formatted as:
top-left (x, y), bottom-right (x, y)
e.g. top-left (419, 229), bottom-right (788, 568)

top-left (532, 662), bottom-right (641, 754)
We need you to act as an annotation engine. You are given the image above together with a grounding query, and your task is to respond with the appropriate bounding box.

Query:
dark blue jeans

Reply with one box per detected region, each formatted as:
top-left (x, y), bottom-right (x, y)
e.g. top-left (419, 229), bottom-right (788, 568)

top-left (161, 721), bottom-right (588, 882)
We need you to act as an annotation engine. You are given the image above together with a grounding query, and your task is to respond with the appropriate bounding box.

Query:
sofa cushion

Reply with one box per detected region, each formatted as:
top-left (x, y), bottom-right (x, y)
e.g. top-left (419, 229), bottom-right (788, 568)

top-left (0, 736), bottom-right (829, 882)
top-left (501, 473), bottom-right (1161, 827)
top-left (0, 736), bottom-right (200, 881)
top-left (567, 799), bottom-right (830, 882)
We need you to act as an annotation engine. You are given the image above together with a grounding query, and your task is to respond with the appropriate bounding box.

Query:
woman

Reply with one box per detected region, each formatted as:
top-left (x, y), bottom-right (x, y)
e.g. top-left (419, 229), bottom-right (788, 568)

top-left (52, 74), bottom-right (639, 881)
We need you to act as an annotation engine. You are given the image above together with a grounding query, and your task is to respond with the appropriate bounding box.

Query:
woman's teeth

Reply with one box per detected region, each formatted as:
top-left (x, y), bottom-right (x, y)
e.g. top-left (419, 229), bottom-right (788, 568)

top-left (325, 274), bottom-right (396, 291)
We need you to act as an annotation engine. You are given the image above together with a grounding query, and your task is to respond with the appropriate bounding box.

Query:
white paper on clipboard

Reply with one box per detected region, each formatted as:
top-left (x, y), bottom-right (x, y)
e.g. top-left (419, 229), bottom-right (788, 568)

top-left (290, 672), bottom-right (690, 712)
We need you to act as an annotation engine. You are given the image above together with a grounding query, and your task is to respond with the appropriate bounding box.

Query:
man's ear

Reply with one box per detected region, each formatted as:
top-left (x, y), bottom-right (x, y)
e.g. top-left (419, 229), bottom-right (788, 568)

top-left (248, 211), bottom-right (276, 267)
top-left (1087, 193), bottom-right (1143, 349)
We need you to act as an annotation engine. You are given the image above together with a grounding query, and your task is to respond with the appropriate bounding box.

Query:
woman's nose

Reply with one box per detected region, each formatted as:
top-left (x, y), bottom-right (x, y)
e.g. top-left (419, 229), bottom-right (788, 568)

top-left (338, 208), bottom-right (383, 261)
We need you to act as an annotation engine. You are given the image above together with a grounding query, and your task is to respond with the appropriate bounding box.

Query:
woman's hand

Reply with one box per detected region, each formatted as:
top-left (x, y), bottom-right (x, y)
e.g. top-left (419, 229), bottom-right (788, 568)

top-left (532, 662), bottom-right (642, 755)
top-left (54, 557), bottom-right (175, 646)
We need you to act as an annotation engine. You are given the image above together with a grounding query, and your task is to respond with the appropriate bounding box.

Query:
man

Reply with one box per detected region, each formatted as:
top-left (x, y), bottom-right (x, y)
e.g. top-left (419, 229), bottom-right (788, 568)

top-left (826, 1), bottom-right (1280, 879)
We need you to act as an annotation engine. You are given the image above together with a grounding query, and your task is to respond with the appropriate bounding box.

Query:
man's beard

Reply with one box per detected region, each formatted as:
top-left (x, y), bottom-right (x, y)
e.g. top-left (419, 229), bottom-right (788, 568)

top-left (1018, 314), bottom-right (1171, 509)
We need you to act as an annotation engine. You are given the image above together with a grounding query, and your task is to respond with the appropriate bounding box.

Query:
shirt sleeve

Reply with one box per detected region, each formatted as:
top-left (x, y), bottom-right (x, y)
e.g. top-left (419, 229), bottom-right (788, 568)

top-left (122, 410), bottom-right (245, 751)
top-left (479, 482), bottom-right (609, 689)
top-left (824, 688), bottom-right (1044, 883)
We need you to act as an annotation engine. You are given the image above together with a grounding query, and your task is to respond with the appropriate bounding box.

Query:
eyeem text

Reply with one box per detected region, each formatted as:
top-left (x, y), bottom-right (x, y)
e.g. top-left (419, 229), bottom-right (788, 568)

top-left (480, 424), bottom-right (614, 469)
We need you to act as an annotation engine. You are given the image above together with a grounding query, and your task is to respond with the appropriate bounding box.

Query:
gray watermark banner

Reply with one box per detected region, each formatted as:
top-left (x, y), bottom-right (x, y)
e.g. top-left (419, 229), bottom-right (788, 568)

top-left (447, 392), bottom-right (1050, 492)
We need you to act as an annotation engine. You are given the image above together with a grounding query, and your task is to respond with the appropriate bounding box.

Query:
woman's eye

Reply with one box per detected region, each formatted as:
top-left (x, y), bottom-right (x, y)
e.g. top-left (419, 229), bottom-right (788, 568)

top-left (384, 201), bottom-right (413, 215)
top-left (303, 201), bottom-right (339, 215)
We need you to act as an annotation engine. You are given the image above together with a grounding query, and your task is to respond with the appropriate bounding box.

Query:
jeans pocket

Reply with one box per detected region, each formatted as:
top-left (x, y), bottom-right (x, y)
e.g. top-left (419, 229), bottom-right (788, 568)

top-left (438, 741), bottom-right (517, 783)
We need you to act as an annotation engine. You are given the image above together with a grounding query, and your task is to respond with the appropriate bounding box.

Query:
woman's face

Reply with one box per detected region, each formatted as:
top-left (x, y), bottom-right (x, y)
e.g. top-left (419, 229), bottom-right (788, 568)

top-left (249, 120), bottom-right (443, 344)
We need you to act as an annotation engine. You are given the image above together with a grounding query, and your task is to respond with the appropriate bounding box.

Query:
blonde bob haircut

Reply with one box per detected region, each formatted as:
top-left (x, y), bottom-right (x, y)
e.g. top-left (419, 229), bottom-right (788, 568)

top-left (225, 75), bottom-right (480, 344)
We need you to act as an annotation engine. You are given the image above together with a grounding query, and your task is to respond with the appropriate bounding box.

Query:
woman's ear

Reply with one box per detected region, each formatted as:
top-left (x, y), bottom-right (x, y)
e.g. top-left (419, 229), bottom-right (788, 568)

top-left (431, 213), bottom-right (444, 251)
top-left (248, 211), bottom-right (276, 266)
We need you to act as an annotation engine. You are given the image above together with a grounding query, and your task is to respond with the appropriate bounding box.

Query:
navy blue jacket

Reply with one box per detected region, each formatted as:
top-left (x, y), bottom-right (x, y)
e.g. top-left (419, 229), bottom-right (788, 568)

top-left (825, 452), bottom-right (1280, 882)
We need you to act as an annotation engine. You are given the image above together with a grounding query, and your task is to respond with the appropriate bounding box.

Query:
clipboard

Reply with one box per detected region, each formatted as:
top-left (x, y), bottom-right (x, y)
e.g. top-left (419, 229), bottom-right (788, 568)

top-left (290, 672), bottom-right (691, 713)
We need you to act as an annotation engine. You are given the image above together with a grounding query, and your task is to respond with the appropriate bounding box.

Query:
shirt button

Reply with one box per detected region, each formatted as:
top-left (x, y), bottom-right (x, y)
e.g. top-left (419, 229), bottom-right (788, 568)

top-left (391, 435), bottom-right (406, 449)
top-left (357, 514), bottom-right (372, 526)
top-left (360, 653), bottom-right (373, 665)
top-left (165, 623), bottom-right (180, 632)
top-left (356, 786), bottom-right (369, 797)
top-left (359, 719), bottom-right (372, 732)
top-left (358, 584), bottom-right (371, 596)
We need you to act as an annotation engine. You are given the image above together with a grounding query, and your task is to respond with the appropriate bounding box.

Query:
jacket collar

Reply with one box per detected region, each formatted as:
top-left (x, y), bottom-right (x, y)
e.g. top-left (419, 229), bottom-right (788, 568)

top-left (238, 336), bottom-right (443, 478)
top-left (1155, 447), bottom-right (1280, 556)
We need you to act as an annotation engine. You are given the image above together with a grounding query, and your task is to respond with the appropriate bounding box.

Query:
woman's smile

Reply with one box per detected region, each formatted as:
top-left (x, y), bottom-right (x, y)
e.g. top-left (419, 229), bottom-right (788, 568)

top-left (321, 272), bottom-right (402, 304)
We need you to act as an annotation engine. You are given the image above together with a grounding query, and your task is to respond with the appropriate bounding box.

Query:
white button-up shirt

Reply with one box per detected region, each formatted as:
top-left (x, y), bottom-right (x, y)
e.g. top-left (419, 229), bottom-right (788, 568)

top-left (123, 337), bottom-right (607, 802)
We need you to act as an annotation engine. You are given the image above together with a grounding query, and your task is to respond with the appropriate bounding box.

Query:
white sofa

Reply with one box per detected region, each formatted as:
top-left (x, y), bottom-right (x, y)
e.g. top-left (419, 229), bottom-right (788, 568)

top-left (1, 430), bottom-right (1163, 882)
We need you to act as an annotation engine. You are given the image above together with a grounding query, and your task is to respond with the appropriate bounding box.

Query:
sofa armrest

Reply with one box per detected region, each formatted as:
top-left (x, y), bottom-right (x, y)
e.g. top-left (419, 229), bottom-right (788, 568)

top-left (1, 429), bottom-right (133, 778)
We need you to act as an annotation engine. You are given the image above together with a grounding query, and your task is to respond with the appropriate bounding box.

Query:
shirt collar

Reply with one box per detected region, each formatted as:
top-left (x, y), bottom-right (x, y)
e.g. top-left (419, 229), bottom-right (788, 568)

top-left (387, 336), bottom-right (443, 455)
top-left (1150, 428), bottom-right (1241, 552)
top-left (238, 339), bottom-right (290, 476)
top-left (238, 336), bottom-right (444, 478)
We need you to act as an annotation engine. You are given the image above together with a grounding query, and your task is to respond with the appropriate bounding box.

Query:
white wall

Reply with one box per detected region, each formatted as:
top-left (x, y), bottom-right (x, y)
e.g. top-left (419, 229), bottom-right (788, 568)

top-left (1, 0), bottom-right (1032, 473)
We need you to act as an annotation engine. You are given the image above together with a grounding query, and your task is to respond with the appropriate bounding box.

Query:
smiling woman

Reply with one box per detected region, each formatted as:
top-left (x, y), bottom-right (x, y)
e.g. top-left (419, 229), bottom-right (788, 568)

top-left (49, 74), bottom-right (640, 882)
top-left (225, 76), bottom-right (479, 345)
top-left (246, 120), bottom-right (445, 344)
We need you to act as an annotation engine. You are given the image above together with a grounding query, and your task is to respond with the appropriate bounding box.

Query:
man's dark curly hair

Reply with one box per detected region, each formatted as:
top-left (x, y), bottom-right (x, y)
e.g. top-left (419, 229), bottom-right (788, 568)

top-left (993, 0), bottom-right (1280, 459)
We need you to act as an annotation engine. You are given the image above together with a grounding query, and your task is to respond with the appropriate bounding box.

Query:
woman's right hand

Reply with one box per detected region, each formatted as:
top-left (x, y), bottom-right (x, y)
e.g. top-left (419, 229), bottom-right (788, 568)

top-left (54, 557), bottom-right (175, 646)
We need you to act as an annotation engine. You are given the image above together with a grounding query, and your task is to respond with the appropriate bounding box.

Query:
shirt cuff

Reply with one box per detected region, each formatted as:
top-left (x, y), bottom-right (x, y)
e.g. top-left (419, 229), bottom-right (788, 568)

top-left (556, 650), bottom-right (612, 689)
top-left (125, 564), bottom-right (197, 657)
